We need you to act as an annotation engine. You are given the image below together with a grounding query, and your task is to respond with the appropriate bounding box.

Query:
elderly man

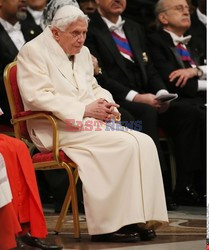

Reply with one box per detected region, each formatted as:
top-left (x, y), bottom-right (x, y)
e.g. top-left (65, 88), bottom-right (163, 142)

top-left (147, 0), bottom-right (206, 203)
top-left (17, 5), bottom-right (168, 243)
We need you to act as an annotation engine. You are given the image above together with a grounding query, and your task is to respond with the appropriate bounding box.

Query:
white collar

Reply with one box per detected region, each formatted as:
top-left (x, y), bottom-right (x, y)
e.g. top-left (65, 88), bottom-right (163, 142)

top-left (27, 7), bottom-right (43, 25)
top-left (196, 8), bottom-right (207, 27)
top-left (0, 18), bottom-right (21, 32)
top-left (164, 29), bottom-right (191, 46)
top-left (101, 16), bottom-right (125, 32)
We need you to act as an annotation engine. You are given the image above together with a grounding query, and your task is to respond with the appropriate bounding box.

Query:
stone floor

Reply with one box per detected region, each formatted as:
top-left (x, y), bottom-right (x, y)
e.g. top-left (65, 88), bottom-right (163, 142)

top-left (35, 205), bottom-right (207, 250)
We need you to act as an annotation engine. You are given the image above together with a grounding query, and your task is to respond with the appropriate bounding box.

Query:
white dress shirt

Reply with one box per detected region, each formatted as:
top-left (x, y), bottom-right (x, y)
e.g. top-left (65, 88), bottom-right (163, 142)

top-left (27, 7), bottom-right (43, 26)
top-left (0, 18), bottom-right (25, 51)
top-left (196, 8), bottom-right (207, 27)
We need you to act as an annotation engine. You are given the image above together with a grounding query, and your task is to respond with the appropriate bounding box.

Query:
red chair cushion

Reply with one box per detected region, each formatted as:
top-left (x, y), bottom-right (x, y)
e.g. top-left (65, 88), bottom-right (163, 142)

top-left (32, 150), bottom-right (71, 163)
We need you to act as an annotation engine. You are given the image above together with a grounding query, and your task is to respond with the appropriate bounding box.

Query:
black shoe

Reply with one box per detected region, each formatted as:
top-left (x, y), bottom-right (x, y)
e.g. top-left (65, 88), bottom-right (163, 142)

top-left (15, 237), bottom-right (25, 248)
top-left (124, 224), bottom-right (156, 241)
top-left (166, 196), bottom-right (178, 211)
top-left (91, 227), bottom-right (140, 242)
top-left (174, 185), bottom-right (203, 206)
top-left (20, 233), bottom-right (63, 250)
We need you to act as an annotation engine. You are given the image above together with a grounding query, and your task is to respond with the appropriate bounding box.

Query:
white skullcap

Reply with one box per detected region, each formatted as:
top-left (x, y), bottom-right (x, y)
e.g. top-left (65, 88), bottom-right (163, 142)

top-left (53, 5), bottom-right (86, 22)
top-left (40, 0), bottom-right (80, 29)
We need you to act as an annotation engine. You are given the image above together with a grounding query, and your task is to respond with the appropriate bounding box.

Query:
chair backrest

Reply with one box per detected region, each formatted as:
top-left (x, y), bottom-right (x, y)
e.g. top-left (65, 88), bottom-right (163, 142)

top-left (3, 62), bottom-right (30, 140)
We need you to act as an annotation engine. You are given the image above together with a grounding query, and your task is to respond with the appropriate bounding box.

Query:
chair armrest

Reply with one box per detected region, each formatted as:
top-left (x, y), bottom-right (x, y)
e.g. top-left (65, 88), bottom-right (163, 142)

top-left (13, 110), bottom-right (52, 118)
top-left (12, 111), bottom-right (60, 162)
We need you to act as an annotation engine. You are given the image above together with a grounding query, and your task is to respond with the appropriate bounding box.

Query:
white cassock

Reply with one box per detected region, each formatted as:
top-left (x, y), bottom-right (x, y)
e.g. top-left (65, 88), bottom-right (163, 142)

top-left (0, 153), bottom-right (12, 208)
top-left (17, 27), bottom-right (168, 235)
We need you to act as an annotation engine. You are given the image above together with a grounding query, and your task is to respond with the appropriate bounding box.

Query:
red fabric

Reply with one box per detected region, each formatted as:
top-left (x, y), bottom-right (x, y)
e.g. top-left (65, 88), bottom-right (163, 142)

top-left (9, 65), bottom-right (30, 140)
top-left (10, 65), bottom-right (23, 114)
top-left (0, 203), bottom-right (21, 249)
top-left (32, 150), bottom-right (71, 163)
top-left (13, 110), bottom-right (52, 118)
top-left (0, 134), bottom-right (47, 242)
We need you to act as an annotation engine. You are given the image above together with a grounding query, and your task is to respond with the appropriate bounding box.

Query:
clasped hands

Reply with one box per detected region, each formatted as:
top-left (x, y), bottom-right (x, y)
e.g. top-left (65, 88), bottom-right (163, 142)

top-left (84, 98), bottom-right (121, 122)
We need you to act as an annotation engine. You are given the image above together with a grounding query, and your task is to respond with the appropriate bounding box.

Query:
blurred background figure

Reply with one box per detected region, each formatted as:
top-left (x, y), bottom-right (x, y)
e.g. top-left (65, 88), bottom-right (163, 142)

top-left (77, 0), bottom-right (97, 15)
top-left (0, 0), bottom-right (42, 125)
top-left (26, 0), bottom-right (48, 27)
top-left (147, 0), bottom-right (206, 204)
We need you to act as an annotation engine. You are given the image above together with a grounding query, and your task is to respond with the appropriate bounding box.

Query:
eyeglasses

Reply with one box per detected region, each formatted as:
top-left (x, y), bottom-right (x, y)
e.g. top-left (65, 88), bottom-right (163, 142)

top-left (69, 31), bottom-right (87, 39)
top-left (160, 4), bottom-right (191, 13)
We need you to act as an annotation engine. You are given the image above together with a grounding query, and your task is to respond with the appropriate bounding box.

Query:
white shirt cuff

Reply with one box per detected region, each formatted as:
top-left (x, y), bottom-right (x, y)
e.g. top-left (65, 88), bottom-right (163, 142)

top-left (198, 65), bottom-right (207, 80)
top-left (125, 90), bottom-right (138, 101)
top-left (198, 80), bottom-right (207, 91)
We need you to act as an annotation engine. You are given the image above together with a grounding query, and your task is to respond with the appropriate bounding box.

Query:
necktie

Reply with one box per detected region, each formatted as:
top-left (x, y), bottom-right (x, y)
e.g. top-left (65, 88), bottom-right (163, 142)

top-left (174, 35), bottom-right (191, 45)
top-left (111, 31), bottom-right (133, 58)
top-left (176, 43), bottom-right (195, 66)
top-left (109, 20), bottom-right (125, 32)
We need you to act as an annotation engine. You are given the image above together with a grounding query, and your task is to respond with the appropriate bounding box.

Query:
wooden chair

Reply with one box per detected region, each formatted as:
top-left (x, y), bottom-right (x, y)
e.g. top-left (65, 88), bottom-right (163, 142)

top-left (3, 61), bottom-right (80, 238)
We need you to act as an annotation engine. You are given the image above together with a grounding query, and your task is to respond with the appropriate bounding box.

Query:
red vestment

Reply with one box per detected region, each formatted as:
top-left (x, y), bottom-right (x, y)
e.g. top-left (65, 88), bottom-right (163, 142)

top-left (0, 134), bottom-right (47, 249)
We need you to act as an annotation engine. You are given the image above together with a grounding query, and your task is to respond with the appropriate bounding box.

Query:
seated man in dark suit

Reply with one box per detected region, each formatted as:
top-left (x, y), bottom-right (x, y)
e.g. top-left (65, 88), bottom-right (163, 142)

top-left (85, 0), bottom-right (205, 207)
top-left (147, 0), bottom-right (206, 201)
top-left (147, 0), bottom-right (206, 103)
top-left (0, 0), bottom-right (42, 125)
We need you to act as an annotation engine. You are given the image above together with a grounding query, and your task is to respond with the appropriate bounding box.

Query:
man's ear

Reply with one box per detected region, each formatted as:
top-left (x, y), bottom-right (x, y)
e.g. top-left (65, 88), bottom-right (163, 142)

top-left (158, 13), bottom-right (168, 25)
top-left (51, 27), bottom-right (60, 41)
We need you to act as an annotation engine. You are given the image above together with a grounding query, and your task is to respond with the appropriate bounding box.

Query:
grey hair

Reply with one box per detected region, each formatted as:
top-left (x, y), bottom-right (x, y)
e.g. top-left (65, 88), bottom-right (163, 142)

top-left (51, 13), bottom-right (89, 31)
top-left (155, 0), bottom-right (166, 16)
top-left (155, 0), bottom-right (166, 28)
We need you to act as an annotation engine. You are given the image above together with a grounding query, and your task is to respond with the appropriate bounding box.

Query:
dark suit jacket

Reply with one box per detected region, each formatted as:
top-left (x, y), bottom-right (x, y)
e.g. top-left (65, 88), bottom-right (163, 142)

top-left (85, 11), bottom-right (165, 102)
top-left (147, 29), bottom-right (199, 98)
top-left (186, 10), bottom-right (206, 65)
top-left (23, 11), bottom-right (43, 32)
top-left (0, 19), bottom-right (42, 124)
